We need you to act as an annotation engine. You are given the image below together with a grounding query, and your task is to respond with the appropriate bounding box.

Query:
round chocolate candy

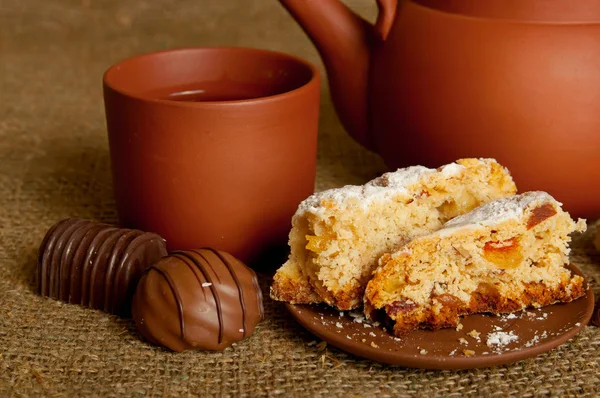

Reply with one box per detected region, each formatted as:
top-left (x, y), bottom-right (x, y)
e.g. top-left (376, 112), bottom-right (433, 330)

top-left (132, 248), bottom-right (264, 352)
top-left (37, 218), bottom-right (167, 316)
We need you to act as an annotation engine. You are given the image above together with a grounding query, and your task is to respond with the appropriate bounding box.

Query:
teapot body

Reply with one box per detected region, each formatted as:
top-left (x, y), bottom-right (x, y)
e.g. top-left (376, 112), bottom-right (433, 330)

top-left (370, 0), bottom-right (600, 217)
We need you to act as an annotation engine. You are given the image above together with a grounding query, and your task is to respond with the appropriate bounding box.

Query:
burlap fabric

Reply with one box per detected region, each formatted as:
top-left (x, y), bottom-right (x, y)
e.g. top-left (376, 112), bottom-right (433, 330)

top-left (1, 0), bottom-right (599, 396)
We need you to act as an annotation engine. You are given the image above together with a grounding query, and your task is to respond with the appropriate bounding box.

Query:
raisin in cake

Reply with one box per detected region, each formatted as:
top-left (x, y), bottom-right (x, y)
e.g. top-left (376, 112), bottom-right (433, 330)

top-left (364, 191), bottom-right (587, 337)
top-left (270, 158), bottom-right (517, 310)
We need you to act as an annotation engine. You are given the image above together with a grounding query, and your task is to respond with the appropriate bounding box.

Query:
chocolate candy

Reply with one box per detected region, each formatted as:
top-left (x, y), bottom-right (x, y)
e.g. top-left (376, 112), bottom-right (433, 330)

top-left (132, 248), bottom-right (264, 352)
top-left (37, 218), bottom-right (167, 316)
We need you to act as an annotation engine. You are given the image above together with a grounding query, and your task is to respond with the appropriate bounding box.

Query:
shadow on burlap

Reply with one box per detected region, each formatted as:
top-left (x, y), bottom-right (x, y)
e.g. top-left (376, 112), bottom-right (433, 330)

top-left (0, 0), bottom-right (599, 396)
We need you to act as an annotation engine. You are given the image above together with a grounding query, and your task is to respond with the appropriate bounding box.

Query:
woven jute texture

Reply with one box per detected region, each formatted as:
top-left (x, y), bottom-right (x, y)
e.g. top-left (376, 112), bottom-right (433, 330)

top-left (1, 0), bottom-right (599, 396)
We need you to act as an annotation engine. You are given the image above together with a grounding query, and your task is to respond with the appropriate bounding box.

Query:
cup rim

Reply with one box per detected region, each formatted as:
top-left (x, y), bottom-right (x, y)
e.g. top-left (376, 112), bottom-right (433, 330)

top-left (103, 46), bottom-right (320, 107)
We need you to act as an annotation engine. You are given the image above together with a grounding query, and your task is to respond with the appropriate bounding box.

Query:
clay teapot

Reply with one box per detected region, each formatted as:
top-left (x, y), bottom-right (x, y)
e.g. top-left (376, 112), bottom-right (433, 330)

top-left (280, 0), bottom-right (600, 218)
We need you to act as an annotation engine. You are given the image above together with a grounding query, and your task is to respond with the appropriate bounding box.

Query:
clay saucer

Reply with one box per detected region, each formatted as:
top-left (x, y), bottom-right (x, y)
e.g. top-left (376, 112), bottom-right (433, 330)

top-left (286, 265), bottom-right (595, 369)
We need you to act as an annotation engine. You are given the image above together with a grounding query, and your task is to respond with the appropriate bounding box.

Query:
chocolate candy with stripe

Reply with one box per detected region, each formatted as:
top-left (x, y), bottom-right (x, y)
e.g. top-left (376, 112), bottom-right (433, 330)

top-left (132, 249), bottom-right (264, 351)
top-left (37, 218), bottom-right (168, 316)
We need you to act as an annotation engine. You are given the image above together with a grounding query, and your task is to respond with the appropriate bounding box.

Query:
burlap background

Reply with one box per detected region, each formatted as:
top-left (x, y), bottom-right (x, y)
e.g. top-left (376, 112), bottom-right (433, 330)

top-left (1, 0), bottom-right (599, 396)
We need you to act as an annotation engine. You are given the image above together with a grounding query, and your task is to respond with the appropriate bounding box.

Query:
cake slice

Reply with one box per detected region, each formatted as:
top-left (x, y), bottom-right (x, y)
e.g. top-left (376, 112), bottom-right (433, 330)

top-left (364, 191), bottom-right (587, 336)
top-left (270, 158), bottom-right (517, 310)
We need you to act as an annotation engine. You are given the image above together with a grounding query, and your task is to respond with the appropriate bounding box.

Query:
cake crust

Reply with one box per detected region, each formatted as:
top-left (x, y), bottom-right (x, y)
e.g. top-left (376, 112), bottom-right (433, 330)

top-left (270, 261), bottom-right (321, 304)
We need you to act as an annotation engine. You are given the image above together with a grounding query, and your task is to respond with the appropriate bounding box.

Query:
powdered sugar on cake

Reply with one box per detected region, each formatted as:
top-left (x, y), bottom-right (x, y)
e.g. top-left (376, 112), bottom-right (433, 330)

top-left (439, 163), bottom-right (465, 177)
top-left (434, 191), bottom-right (557, 237)
top-left (296, 162), bottom-right (467, 216)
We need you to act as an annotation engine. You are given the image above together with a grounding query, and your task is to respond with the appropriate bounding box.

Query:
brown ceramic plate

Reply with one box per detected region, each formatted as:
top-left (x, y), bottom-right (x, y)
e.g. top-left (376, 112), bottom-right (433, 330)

top-left (286, 265), bottom-right (594, 369)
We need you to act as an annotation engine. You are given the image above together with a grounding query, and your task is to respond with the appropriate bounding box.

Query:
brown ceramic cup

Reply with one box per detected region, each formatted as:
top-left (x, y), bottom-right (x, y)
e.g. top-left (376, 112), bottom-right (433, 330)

top-left (103, 47), bottom-right (320, 265)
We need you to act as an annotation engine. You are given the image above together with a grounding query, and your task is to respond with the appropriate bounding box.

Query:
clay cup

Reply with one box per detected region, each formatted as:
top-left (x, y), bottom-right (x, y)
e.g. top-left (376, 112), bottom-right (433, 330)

top-left (103, 47), bottom-right (320, 265)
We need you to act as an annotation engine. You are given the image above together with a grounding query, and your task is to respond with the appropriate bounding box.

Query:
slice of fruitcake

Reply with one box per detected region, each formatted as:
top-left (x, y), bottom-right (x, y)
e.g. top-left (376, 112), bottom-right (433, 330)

top-left (270, 158), bottom-right (517, 310)
top-left (364, 191), bottom-right (587, 336)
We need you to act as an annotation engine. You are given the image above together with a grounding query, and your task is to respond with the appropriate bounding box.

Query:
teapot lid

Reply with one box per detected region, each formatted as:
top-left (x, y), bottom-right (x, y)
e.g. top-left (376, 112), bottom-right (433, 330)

top-left (413, 0), bottom-right (600, 23)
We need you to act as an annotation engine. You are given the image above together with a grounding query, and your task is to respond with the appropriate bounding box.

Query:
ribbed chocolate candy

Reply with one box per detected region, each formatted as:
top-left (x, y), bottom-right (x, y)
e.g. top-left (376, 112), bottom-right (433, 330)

top-left (132, 249), bottom-right (264, 352)
top-left (37, 218), bottom-right (167, 316)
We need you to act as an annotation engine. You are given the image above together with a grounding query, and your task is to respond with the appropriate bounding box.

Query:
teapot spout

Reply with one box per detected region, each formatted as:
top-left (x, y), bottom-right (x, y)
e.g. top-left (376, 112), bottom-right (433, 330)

top-left (279, 0), bottom-right (378, 149)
